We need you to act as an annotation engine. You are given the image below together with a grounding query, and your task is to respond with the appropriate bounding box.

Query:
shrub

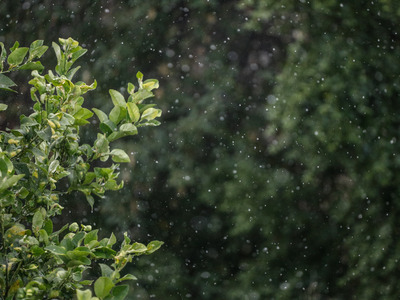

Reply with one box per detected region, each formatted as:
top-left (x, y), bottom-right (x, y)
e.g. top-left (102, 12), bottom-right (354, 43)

top-left (0, 37), bottom-right (163, 299)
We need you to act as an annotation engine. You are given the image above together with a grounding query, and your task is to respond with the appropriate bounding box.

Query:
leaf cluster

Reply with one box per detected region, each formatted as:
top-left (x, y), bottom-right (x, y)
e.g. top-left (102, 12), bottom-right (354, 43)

top-left (0, 38), bottom-right (163, 299)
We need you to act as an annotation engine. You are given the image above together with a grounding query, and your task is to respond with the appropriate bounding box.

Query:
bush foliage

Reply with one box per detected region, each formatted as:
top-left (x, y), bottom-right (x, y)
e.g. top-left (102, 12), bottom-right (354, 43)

top-left (0, 38), bottom-right (162, 299)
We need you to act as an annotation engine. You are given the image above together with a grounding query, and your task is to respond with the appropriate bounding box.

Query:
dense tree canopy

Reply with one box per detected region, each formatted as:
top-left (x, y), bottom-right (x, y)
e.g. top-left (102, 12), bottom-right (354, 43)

top-left (1, 0), bottom-right (400, 298)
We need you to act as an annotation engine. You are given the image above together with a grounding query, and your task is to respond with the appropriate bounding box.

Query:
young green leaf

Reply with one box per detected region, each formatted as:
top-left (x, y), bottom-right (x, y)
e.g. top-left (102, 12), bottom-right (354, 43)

top-left (146, 240), bottom-right (164, 254)
top-left (29, 40), bottom-right (48, 60)
top-left (94, 277), bottom-right (114, 299)
top-left (76, 289), bottom-right (94, 300)
top-left (127, 82), bottom-right (135, 94)
top-left (116, 274), bottom-right (137, 283)
top-left (143, 79), bottom-right (159, 91)
top-left (7, 47), bottom-right (29, 66)
top-left (84, 229), bottom-right (99, 245)
top-left (93, 108), bottom-right (109, 123)
top-left (10, 41), bottom-right (19, 52)
top-left (109, 89), bottom-right (126, 107)
top-left (109, 106), bottom-right (124, 124)
top-left (126, 102), bottom-right (140, 123)
top-left (141, 108), bottom-right (162, 121)
top-left (0, 42), bottom-right (6, 68)
top-left (110, 149), bottom-right (130, 163)
top-left (52, 42), bottom-right (62, 63)
top-left (119, 123), bottom-right (137, 135)
top-left (45, 245), bottom-right (67, 255)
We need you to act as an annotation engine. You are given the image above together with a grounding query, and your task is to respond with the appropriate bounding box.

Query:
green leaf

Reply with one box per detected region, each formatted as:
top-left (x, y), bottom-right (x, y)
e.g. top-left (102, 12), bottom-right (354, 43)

top-left (21, 116), bottom-right (39, 126)
top-left (76, 289), bottom-right (94, 300)
top-left (52, 42), bottom-right (62, 64)
top-left (104, 179), bottom-right (122, 191)
top-left (116, 274), bottom-right (137, 283)
top-left (66, 66), bottom-right (81, 80)
top-left (138, 103), bottom-right (156, 113)
top-left (10, 41), bottom-right (19, 52)
top-left (86, 194), bottom-right (95, 210)
top-left (69, 222), bottom-right (79, 232)
top-left (38, 229), bottom-right (49, 245)
top-left (137, 119), bottom-right (161, 127)
top-left (32, 210), bottom-right (44, 233)
top-left (0, 104), bottom-right (7, 111)
top-left (0, 174), bottom-right (24, 192)
top-left (80, 144), bottom-right (94, 158)
top-left (7, 47), bottom-right (29, 65)
top-left (93, 108), bottom-right (108, 123)
top-left (60, 113), bottom-right (75, 125)
top-left (146, 240), bottom-right (164, 254)
top-left (126, 102), bottom-right (140, 123)
top-left (100, 120), bottom-right (116, 135)
top-left (74, 108), bottom-right (94, 125)
top-left (140, 108), bottom-right (162, 121)
top-left (127, 82), bottom-right (135, 94)
top-left (143, 79), bottom-right (159, 91)
top-left (99, 263), bottom-right (114, 278)
top-left (72, 231), bottom-right (86, 246)
top-left (29, 40), bottom-right (48, 59)
top-left (0, 159), bottom-right (8, 177)
top-left (93, 246), bottom-right (116, 259)
top-left (31, 147), bottom-right (46, 160)
top-left (36, 126), bottom-right (52, 142)
top-left (0, 156), bottom-right (13, 176)
top-left (19, 61), bottom-right (45, 72)
top-left (83, 172), bottom-right (96, 185)
top-left (29, 40), bottom-right (43, 49)
top-left (127, 242), bottom-right (147, 254)
top-left (84, 229), bottom-right (99, 245)
top-left (0, 42), bottom-right (6, 71)
top-left (110, 149), bottom-right (130, 163)
top-left (31, 245), bottom-right (45, 256)
top-left (109, 106), bottom-right (125, 124)
top-left (94, 277), bottom-right (114, 299)
top-left (43, 219), bottom-right (53, 235)
top-left (78, 280), bottom-right (93, 286)
top-left (66, 248), bottom-right (91, 261)
top-left (67, 257), bottom-right (91, 267)
top-left (107, 131), bottom-right (124, 142)
top-left (0, 73), bottom-right (17, 92)
top-left (107, 232), bottom-right (117, 247)
top-left (45, 245), bottom-right (67, 255)
top-left (136, 71), bottom-right (143, 80)
top-left (119, 123), bottom-right (137, 134)
top-left (109, 89), bottom-right (126, 107)
top-left (71, 48), bottom-right (87, 63)
top-left (110, 285), bottom-right (129, 300)
top-left (48, 159), bottom-right (60, 174)
top-left (129, 89), bottom-right (154, 104)
top-left (74, 107), bottom-right (94, 120)
top-left (94, 134), bottom-right (109, 154)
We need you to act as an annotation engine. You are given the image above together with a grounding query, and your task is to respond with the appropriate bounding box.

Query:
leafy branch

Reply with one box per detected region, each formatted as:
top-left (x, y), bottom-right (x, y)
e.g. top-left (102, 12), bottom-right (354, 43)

top-left (0, 38), bottom-right (163, 300)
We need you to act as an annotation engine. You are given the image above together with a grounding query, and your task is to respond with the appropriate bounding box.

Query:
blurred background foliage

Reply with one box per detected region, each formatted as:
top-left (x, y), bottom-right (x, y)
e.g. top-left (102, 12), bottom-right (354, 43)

top-left (1, 0), bottom-right (400, 298)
